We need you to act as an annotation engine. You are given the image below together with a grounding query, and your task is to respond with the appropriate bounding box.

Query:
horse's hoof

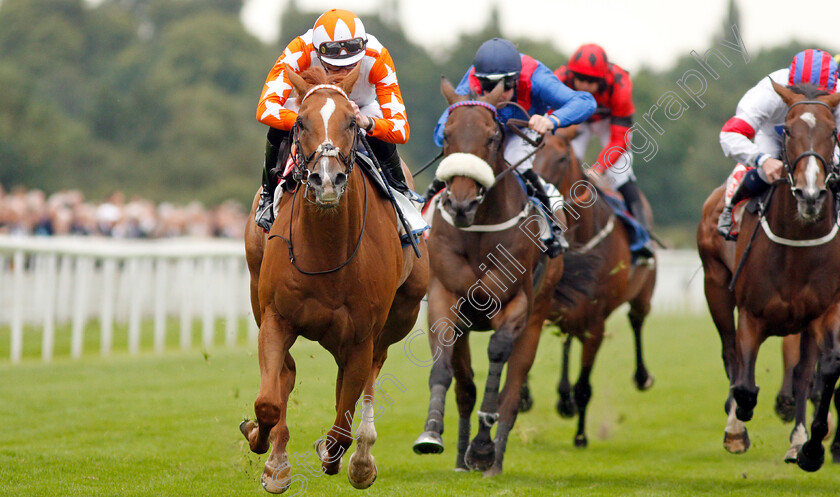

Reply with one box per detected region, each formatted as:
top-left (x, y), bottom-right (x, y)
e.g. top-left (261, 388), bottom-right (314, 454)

top-left (634, 373), bottom-right (655, 391)
top-left (261, 461), bottom-right (291, 494)
top-left (556, 397), bottom-right (577, 418)
top-left (785, 444), bottom-right (802, 463)
top-left (482, 465), bottom-right (502, 478)
top-left (348, 452), bottom-right (377, 489)
top-left (239, 419), bottom-right (253, 438)
top-left (518, 391), bottom-right (534, 413)
top-left (574, 434), bottom-right (588, 448)
top-left (774, 394), bottom-right (795, 423)
top-left (723, 429), bottom-right (750, 454)
top-left (412, 431), bottom-right (444, 455)
top-left (464, 441), bottom-right (495, 472)
top-left (797, 440), bottom-right (825, 472)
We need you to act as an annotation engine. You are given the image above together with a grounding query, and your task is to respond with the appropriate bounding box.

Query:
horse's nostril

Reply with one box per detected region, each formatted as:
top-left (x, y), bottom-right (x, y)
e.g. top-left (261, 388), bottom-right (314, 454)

top-left (334, 172), bottom-right (347, 187)
top-left (309, 172), bottom-right (322, 187)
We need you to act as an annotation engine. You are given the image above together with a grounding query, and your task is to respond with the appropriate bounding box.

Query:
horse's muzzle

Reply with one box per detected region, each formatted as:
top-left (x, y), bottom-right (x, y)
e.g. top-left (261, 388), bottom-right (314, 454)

top-left (794, 188), bottom-right (828, 221)
top-left (441, 192), bottom-right (480, 227)
top-left (307, 170), bottom-right (348, 207)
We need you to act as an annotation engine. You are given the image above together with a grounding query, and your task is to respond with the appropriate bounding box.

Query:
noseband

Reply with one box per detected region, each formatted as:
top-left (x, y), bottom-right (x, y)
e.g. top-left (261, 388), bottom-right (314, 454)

top-left (781, 100), bottom-right (840, 194)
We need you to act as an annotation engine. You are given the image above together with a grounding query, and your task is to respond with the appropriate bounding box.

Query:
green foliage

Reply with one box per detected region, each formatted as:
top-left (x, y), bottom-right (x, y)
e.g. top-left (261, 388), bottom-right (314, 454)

top-left (0, 1), bottom-right (836, 239)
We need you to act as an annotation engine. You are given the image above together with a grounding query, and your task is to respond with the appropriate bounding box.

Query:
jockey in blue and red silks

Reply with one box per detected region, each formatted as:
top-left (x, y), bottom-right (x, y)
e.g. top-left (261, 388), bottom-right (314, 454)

top-left (717, 48), bottom-right (840, 239)
top-left (555, 43), bottom-right (654, 259)
top-left (424, 38), bottom-right (596, 257)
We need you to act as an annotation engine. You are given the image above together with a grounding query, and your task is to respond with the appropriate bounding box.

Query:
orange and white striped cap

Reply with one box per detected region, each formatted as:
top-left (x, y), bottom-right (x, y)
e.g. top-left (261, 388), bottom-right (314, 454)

top-left (312, 9), bottom-right (367, 67)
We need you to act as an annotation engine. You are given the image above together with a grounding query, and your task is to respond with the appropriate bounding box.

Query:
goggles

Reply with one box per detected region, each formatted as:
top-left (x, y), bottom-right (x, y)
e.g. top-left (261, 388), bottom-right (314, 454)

top-left (477, 73), bottom-right (518, 93)
top-left (572, 72), bottom-right (603, 84)
top-left (318, 37), bottom-right (367, 59)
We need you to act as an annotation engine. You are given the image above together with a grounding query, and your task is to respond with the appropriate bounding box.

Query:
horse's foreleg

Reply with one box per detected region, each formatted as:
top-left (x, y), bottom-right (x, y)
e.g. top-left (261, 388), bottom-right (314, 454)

top-left (240, 308), bottom-right (297, 492)
top-left (785, 332), bottom-right (817, 463)
top-left (347, 360), bottom-right (383, 489)
top-left (830, 385), bottom-right (840, 463)
top-left (571, 324), bottom-right (605, 449)
top-left (732, 312), bottom-right (766, 422)
top-left (449, 332), bottom-right (476, 470)
top-left (798, 329), bottom-right (840, 472)
top-left (316, 343), bottom-right (373, 476)
top-left (556, 335), bottom-right (577, 418)
top-left (628, 300), bottom-right (654, 391)
top-left (483, 323), bottom-right (542, 477)
top-left (776, 335), bottom-right (800, 423)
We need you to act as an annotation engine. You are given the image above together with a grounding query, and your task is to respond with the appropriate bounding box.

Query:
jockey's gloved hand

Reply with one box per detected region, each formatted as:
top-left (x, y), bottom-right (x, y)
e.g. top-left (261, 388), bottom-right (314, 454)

top-left (528, 114), bottom-right (554, 135)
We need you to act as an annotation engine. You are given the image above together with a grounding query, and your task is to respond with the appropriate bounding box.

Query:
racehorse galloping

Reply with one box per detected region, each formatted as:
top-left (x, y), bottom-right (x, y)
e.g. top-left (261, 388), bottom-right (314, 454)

top-left (411, 79), bottom-right (566, 476)
top-left (697, 81), bottom-right (840, 470)
top-left (241, 65), bottom-right (429, 492)
top-left (532, 127), bottom-right (656, 448)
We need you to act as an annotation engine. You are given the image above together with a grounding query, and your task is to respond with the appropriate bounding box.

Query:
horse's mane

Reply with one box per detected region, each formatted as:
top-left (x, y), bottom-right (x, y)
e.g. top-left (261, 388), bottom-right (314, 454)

top-left (789, 83), bottom-right (830, 99)
top-left (298, 66), bottom-right (348, 86)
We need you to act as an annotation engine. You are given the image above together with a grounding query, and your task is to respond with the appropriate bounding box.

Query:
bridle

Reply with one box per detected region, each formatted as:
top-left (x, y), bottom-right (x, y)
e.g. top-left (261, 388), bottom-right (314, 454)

top-left (780, 99), bottom-right (840, 195)
top-left (288, 84), bottom-right (359, 202)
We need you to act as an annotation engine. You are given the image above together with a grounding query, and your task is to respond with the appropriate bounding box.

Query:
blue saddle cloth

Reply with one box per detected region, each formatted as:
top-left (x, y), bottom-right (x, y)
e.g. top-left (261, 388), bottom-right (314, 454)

top-left (600, 191), bottom-right (651, 253)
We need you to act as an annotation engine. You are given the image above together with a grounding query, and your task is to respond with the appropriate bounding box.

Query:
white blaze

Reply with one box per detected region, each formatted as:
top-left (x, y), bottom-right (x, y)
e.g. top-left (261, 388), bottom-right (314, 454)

top-left (800, 112), bottom-right (817, 129)
top-left (805, 156), bottom-right (819, 197)
top-left (319, 98), bottom-right (336, 179)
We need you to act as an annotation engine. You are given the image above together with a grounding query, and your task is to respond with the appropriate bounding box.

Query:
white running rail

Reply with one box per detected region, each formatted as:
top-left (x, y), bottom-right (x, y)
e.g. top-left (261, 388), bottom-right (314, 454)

top-left (0, 236), bottom-right (256, 363)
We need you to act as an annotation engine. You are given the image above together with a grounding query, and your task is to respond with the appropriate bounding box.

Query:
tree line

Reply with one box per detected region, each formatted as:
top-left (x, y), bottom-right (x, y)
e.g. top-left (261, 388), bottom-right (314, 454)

top-left (0, 0), bottom-right (831, 242)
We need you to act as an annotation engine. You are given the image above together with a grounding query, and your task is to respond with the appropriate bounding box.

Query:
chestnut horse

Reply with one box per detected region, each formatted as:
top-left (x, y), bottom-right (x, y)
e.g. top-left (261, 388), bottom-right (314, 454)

top-left (411, 79), bottom-right (565, 476)
top-left (531, 126), bottom-right (657, 447)
top-left (697, 81), bottom-right (840, 470)
top-left (241, 65), bottom-right (429, 492)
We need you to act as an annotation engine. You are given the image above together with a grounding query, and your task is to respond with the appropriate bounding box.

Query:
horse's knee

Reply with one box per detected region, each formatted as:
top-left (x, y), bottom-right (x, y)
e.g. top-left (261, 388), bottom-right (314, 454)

top-left (487, 332), bottom-right (514, 363)
top-left (254, 399), bottom-right (282, 427)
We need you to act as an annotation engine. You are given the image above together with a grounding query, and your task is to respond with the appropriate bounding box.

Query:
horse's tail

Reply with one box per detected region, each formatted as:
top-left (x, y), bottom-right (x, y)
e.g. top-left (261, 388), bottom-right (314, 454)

top-left (553, 248), bottom-right (601, 307)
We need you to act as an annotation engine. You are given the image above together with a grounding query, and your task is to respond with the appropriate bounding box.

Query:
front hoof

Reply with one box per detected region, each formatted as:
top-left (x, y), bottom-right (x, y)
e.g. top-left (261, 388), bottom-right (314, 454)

top-left (797, 440), bottom-right (825, 472)
top-left (261, 461), bottom-right (291, 494)
top-left (634, 372), bottom-right (655, 391)
top-left (464, 441), bottom-right (495, 472)
top-left (556, 396), bottom-right (577, 418)
top-left (413, 431), bottom-right (444, 455)
top-left (574, 434), bottom-right (588, 448)
top-left (314, 439), bottom-right (342, 475)
top-left (240, 419), bottom-right (267, 454)
top-left (774, 394), bottom-right (795, 423)
top-left (785, 443), bottom-right (802, 463)
top-left (723, 429), bottom-right (750, 454)
top-left (348, 452), bottom-right (377, 489)
top-left (482, 465), bottom-right (502, 478)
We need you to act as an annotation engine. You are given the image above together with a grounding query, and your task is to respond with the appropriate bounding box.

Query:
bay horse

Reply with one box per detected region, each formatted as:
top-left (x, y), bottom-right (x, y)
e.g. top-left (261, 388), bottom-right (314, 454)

top-left (241, 64), bottom-right (429, 492)
top-left (411, 79), bottom-right (566, 476)
top-left (697, 81), bottom-right (840, 470)
top-left (531, 126), bottom-right (657, 447)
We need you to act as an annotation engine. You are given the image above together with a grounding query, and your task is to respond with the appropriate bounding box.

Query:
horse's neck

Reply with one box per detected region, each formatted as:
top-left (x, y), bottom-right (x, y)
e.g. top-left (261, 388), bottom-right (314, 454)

top-left (766, 184), bottom-right (837, 240)
top-left (564, 164), bottom-right (608, 241)
top-left (296, 173), bottom-right (366, 254)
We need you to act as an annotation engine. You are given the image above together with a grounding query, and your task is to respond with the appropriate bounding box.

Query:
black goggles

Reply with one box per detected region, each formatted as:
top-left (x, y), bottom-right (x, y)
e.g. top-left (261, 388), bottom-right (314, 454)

top-left (318, 38), bottom-right (367, 59)
top-left (477, 75), bottom-right (518, 94)
top-left (572, 72), bottom-right (603, 84)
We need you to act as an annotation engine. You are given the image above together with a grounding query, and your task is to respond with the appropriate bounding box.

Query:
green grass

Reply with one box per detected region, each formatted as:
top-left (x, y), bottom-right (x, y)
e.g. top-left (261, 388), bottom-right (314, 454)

top-left (1, 313), bottom-right (838, 496)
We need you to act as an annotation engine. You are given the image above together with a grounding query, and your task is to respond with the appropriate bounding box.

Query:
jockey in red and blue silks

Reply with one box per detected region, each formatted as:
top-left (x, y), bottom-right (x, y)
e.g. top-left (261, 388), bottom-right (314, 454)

top-left (424, 38), bottom-right (595, 257)
top-left (717, 49), bottom-right (840, 239)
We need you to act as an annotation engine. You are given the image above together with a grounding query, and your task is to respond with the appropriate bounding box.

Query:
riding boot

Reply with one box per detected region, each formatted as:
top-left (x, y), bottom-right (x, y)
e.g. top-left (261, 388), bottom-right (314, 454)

top-left (522, 168), bottom-right (568, 258)
top-left (717, 167), bottom-right (771, 240)
top-left (381, 149), bottom-right (410, 194)
top-left (422, 178), bottom-right (446, 204)
top-left (255, 140), bottom-right (280, 231)
top-left (618, 180), bottom-right (655, 259)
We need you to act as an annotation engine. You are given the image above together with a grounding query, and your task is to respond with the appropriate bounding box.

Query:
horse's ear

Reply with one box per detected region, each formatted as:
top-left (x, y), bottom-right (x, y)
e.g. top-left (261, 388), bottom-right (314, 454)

top-left (285, 64), bottom-right (310, 99)
top-left (821, 91), bottom-right (840, 110)
top-left (338, 63), bottom-right (362, 96)
top-left (441, 76), bottom-right (463, 105)
top-left (483, 81), bottom-right (506, 106)
top-left (770, 77), bottom-right (802, 107)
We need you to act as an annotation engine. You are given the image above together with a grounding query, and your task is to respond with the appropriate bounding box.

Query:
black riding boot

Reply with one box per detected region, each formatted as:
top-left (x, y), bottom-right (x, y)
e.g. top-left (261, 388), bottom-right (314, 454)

top-left (522, 168), bottom-right (568, 258)
top-left (422, 178), bottom-right (446, 204)
top-left (717, 167), bottom-right (771, 240)
top-left (618, 180), bottom-right (655, 259)
top-left (255, 140), bottom-right (280, 231)
top-left (381, 149), bottom-right (410, 194)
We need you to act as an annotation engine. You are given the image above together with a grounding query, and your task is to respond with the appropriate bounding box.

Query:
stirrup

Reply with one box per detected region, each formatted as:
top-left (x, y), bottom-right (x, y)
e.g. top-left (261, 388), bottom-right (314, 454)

top-left (717, 208), bottom-right (736, 241)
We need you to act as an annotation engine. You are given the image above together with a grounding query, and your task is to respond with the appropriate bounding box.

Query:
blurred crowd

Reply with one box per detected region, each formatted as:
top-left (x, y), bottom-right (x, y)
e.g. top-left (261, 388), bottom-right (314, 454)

top-left (0, 186), bottom-right (249, 239)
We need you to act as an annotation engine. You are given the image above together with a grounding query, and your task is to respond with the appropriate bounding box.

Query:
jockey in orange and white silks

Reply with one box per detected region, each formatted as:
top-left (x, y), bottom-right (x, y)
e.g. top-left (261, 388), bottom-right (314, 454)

top-left (717, 49), bottom-right (840, 239)
top-left (254, 9), bottom-right (411, 231)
